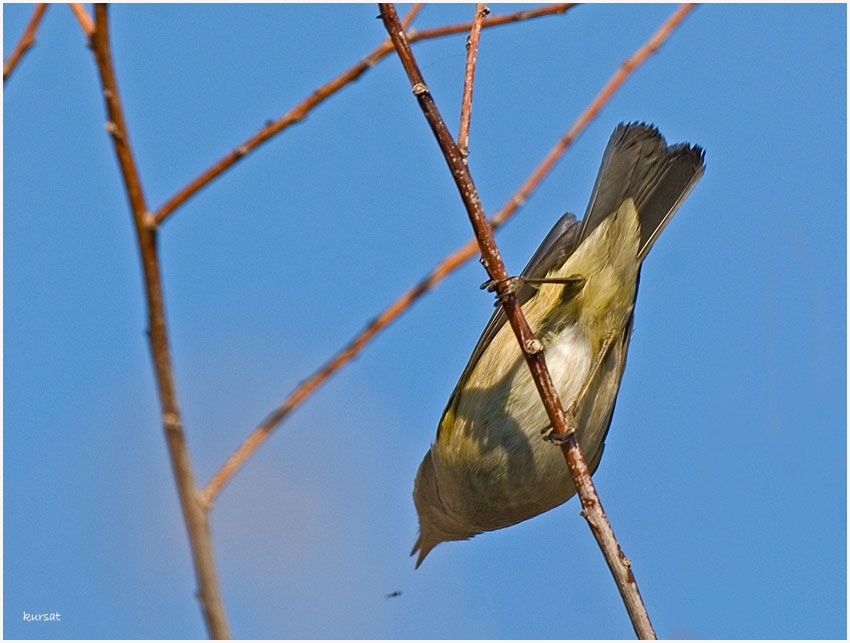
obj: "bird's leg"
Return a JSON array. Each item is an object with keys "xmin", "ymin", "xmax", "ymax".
[{"xmin": 481, "ymin": 275, "xmax": 582, "ymax": 293}]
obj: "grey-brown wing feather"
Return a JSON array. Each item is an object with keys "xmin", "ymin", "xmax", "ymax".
[{"xmin": 584, "ymin": 306, "xmax": 636, "ymax": 473}]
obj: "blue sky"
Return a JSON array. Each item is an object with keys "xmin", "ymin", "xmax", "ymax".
[{"xmin": 3, "ymin": 3, "xmax": 846, "ymax": 639}]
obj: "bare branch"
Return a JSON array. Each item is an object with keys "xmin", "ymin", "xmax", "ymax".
[
  {"xmin": 200, "ymin": 2, "xmax": 694, "ymax": 507},
  {"xmin": 3, "ymin": 4, "xmax": 49, "ymax": 83},
  {"xmin": 379, "ymin": 2, "xmax": 660, "ymax": 638},
  {"xmin": 90, "ymin": 5, "xmax": 230, "ymax": 638},
  {"xmin": 69, "ymin": 3, "xmax": 95, "ymax": 37},
  {"xmin": 492, "ymin": 3, "xmax": 699, "ymax": 233},
  {"xmin": 152, "ymin": 3, "xmax": 575, "ymax": 226},
  {"xmin": 199, "ymin": 236, "xmax": 482, "ymax": 507},
  {"xmin": 567, "ymin": 3, "xmax": 697, "ymax": 140},
  {"xmin": 400, "ymin": 3, "xmax": 424, "ymax": 28},
  {"xmin": 458, "ymin": 4, "xmax": 488, "ymax": 159},
  {"xmin": 414, "ymin": 3, "xmax": 575, "ymax": 38}
]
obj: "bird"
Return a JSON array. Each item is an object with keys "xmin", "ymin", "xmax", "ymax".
[{"xmin": 412, "ymin": 122, "xmax": 705, "ymax": 567}]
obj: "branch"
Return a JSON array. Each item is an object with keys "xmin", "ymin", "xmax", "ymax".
[
  {"xmin": 379, "ymin": 2, "xmax": 659, "ymax": 638},
  {"xmin": 152, "ymin": 3, "xmax": 575, "ymax": 226},
  {"xmin": 3, "ymin": 3, "xmax": 49, "ymax": 83},
  {"xmin": 493, "ymin": 2, "xmax": 699, "ymax": 231},
  {"xmin": 69, "ymin": 3, "xmax": 95, "ymax": 37},
  {"xmin": 200, "ymin": 2, "xmax": 694, "ymax": 507},
  {"xmin": 457, "ymin": 4, "xmax": 488, "ymax": 158},
  {"xmin": 90, "ymin": 5, "xmax": 230, "ymax": 638},
  {"xmin": 400, "ymin": 3, "xmax": 423, "ymax": 28},
  {"xmin": 199, "ymin": 238, "xmax": 479, "ymax": 506}
]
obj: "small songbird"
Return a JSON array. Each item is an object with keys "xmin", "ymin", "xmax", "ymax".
[{"xmin": 412, "ymin": 122, "xmax": 705, "ymax": 567}]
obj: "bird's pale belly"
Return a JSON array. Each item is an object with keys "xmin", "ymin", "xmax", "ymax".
[{"xmin": 433, "ymin": 322, "xmax": 595, "ymax": 533}]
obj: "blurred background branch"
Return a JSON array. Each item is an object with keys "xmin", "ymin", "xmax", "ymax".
[{"xmin": 3, "ymin": 3, "xmax": 47, "ymax": 82}]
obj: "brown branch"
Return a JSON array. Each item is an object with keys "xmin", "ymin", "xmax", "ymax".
[
  {"xmin": 200, "ymin": 2, "xmax": 692, "ymax": 507},
  {"xmin": 90, "ymin": 5, "xmax": 230, "ymax": 639},
  {"xmin": 200, "ymin": 233, "xmax": 481, "ymax": 507},
  {"xmin": 401, "ymin": 2, "xmax": 424, "ymax": 28},
  {"xmin": 493, "ymin": 2, "xmax": 699, "ymax": 233},
  {"xmin": 573, "ymin": 3, "xmax": 697, "ymax": 135},
  {"xmin": 418, "ymin": 2, "xmax": 576, "ymax": 36},
  {"xmin": 69, "ymin": 3, "xmax": 95, "ymax": 37},
  {"xmin": 152, "ymin": 3, "xmax": 575, "ymax": 226},
  {"xmin": 3, "ymin": 4, "xmax": 49, "ymax": 83},
  {"xmin": 457, "ymin": 4, "xmax": 488, "ymax": 158},
  {"xmin": 379, "ymin": 2, "xmax": 658, "ymax": 638}
]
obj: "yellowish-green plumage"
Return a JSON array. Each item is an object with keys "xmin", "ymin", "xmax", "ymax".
[
  {"xmin": 412, "ymin": 123, "xmax": 705, "ymax": 567},
  {"xmin": 428, "ymin": 200, "xmax": 639, "ymax": 543}
]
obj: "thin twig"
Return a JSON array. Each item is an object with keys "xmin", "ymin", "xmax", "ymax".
[
  {"xmin": 90, "ymin": 5, "xmax": 230, "ymax": 638},
  {"xmin": 200, "ymin": 3, "xmax": 692, "ymax": 507},
  {"xmin": 3, "ymin": 4, "xmax": 49, "ymax": 83},
  {"xmin": 379, "ymin": 2, "xmax": 658, "ymax": 638},
  {"xmin": 493, "ymin": 2, "xmax": 699, "ymax": 232},
  {"xmin": 152, "ymin": 3, "xmax": 575, "ymax": 226},
  {"xmin": 417, "ymin": 2, "xmax": 575, "ymax": 36},
  {"xmin": 69, "ymin": 3, "xmax": 95, "ymax": 37},
  {"xmin": 199, "ymin": 239, "xmax": 477, "ymax": 507},
  {"xmin": 401, "ymin": 3, "xmax": 424, "ymax": 28},
  {"xmin": 458, "ymin": 4, "xmax": 488, "ymax": 159}
]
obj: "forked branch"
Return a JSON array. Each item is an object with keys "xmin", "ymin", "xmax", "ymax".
[
  {"xmin": 201, "ymin": 3, "xmax": 696, "ymax": 509},
  {"xmin": 152, "ymin": 3, "xmax": 575, "ymax": 226},
  {"xmin": 89, "ymin": 5, "xmax": 229, "ymax": 638}
]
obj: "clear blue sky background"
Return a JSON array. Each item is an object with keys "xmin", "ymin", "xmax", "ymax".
[{"xmin": 3, "ymin": 3, "xmax": 846, "ymax": 639}]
